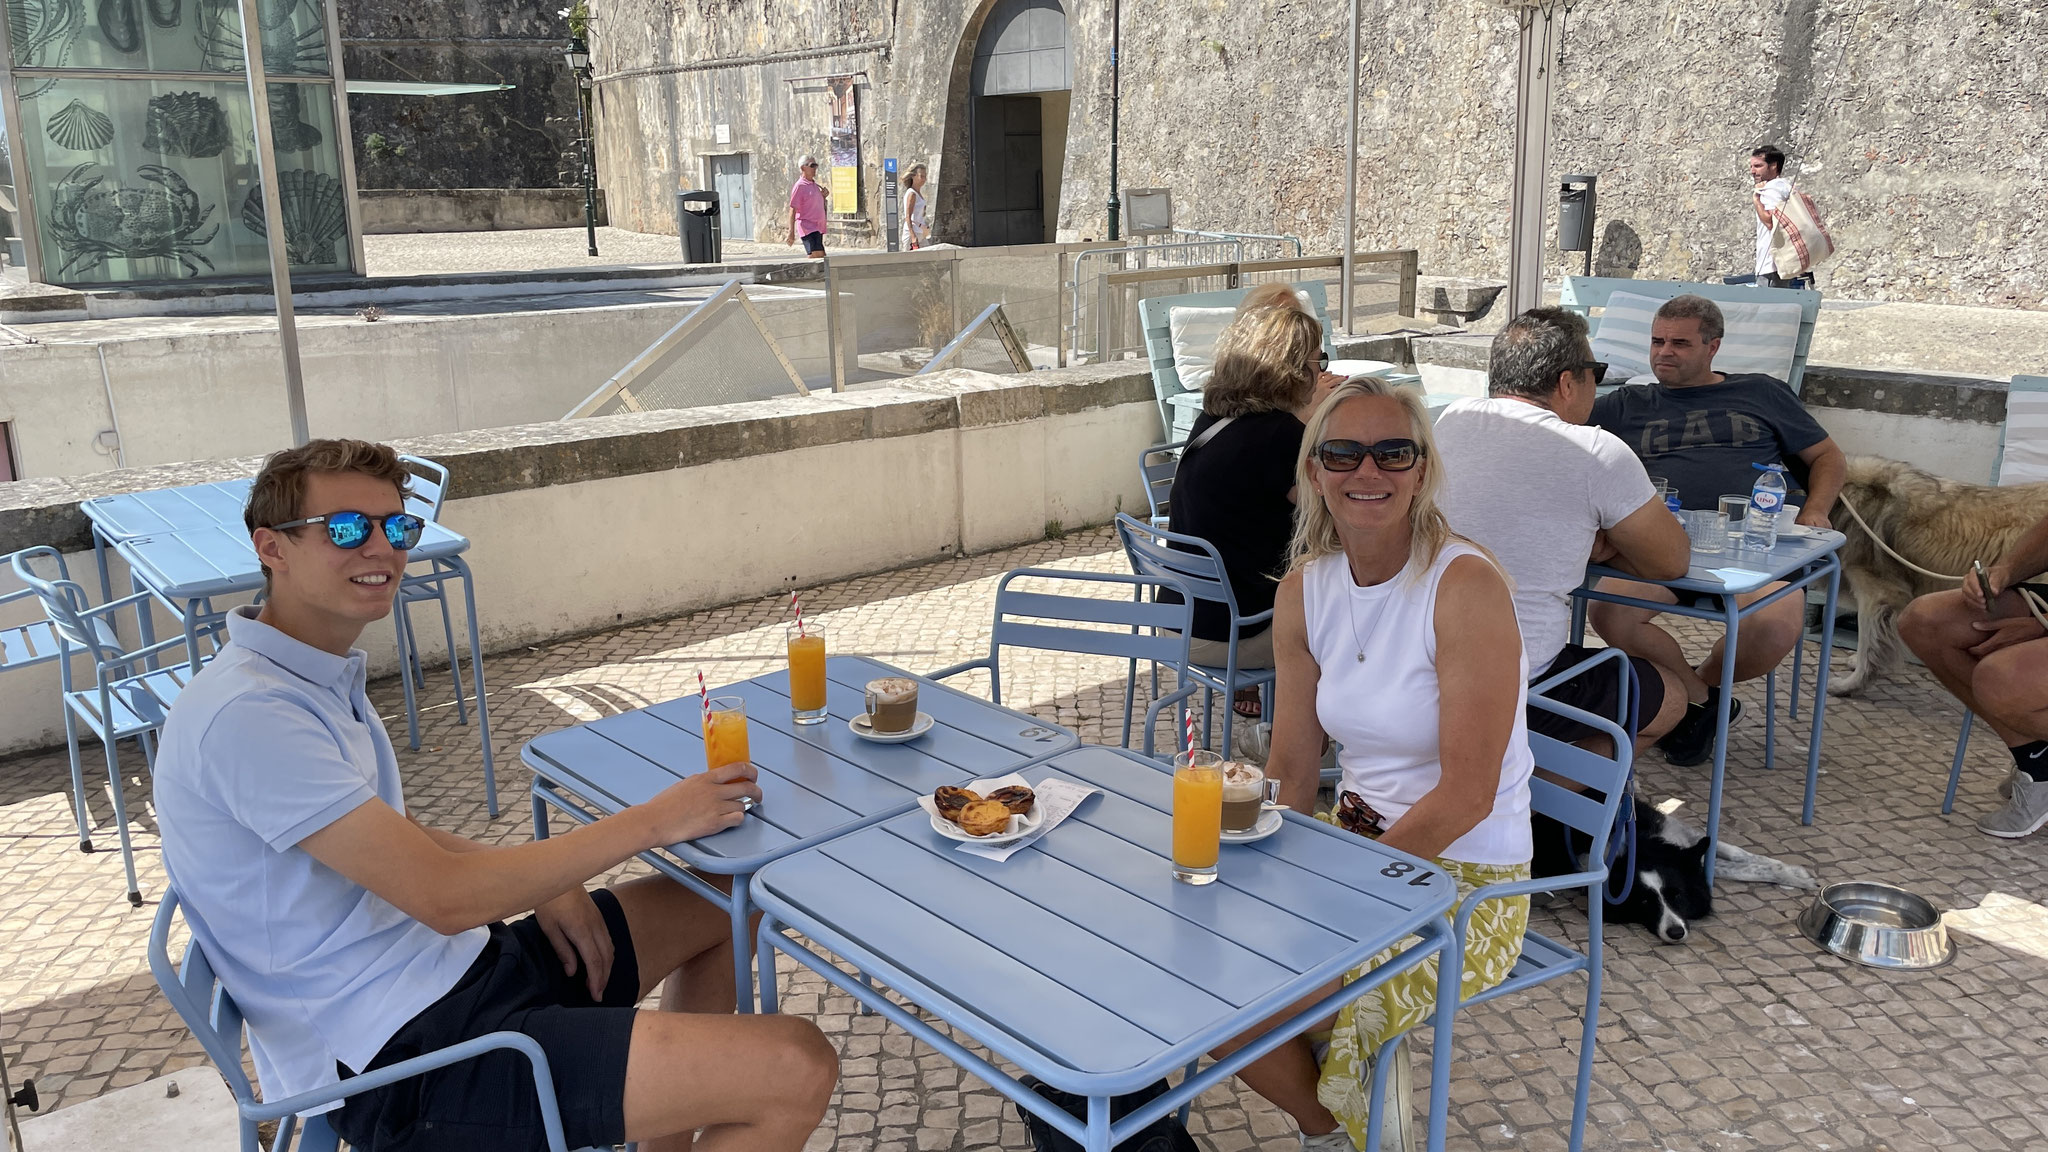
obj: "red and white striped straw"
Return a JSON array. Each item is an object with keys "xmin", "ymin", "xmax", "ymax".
[
  {"xmin": 698, "ymin": 670, "xmax": 711, "ymax": 721},
  {"xmin": 790, "ymin": 590, "xmax": 805, "ymax": 636},
  {"xmin": 1184, "ymin": 706, "xmax": 1196, "ymax": 758}
]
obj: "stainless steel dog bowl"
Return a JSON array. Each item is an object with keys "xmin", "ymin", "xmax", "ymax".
[{"xmin": 1798, "ymin": 882, "xmax": 1954, "ymax": 970}]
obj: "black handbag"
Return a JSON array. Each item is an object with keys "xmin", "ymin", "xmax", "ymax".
[{"xmin": 1015, "ymin": 1076, "xmax": 1199, "ymax": 1152}]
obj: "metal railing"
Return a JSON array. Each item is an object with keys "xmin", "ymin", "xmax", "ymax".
[{"xmin": 1080, "ymin": 250, "xmax": 1420, "ymax": 363}]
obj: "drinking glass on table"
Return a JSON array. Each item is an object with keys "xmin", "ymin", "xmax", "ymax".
[
  {"xmin": 1172, "ymin": 749, "xmax": 1224, "ymax": 885},
  {"xmin": 1687, "ymin": 508, "xmax": 1726, "ymax": 555},
  {"xmin": 704, "ymin": 696, "xmax": 758, "ymax": 809},
  {"xmin": 1719, "ymin": 494, "xmax": 1749, "ymax": 550},
  {"xmin": 786, "ymin": 625, "xmax": 827, "ymax": 724}
]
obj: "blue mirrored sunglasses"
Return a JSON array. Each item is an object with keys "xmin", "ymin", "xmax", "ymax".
[{"xmin": 270, "ymin": 510, "xmax": 425, "ymax": 550}]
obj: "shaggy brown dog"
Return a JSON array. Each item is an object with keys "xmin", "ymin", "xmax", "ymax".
[{"xmin": 1829, "ymin": 455, "xmax": 2048, "ymax": 695}]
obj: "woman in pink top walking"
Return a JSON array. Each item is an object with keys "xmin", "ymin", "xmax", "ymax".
[{"xmin": 785, "ymin": 155, "xmax": 830, "ymax": 258}]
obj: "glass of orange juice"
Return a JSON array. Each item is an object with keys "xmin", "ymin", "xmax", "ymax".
[
  {"xmin": 1172, "ymin": 749, "xmax": 1224, "ymax": 885},
  {"xmin": 786, "ymin": 625, "xmax": 828, "ymax": 724},
  {"xmin": 704, "ymin": 697, "xmax": 755, "ymax": 810}
]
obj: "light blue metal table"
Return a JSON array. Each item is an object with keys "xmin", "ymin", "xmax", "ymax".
[
  {"xmin": 523, "ymin": 654, "xmax": 1078, "ymax": 1012},
  {"xmin": 1573, "ymin": 524, "xmax": 1844, "ymax": 882},
  {"xmin": 751, "ymin": 743, "xmax": 1464, "ymax": 1152},
  {"xmin": 110, "ymin": 517, "xmax": 500, "ymax": 815}
]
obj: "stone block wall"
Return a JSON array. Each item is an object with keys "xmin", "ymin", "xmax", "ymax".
[
  {"xmin": 585, "ymin": 0, "xmax": 2046, "ymax": 308},
  {"xmin": 340, "ymin": 0, "xmax": 580, "ymax": 190}
]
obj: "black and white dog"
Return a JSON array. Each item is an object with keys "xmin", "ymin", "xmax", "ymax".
[
  {"xmin": 1532, "ymin": 800, "xmax": 1816, "ymax": 944},
  {"xmin": 1534, "ymin": 799, "xmax": 1712, "ymax": 943}
]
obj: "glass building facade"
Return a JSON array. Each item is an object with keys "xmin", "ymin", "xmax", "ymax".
[{"xmin": 0, "ymin": 0, "xmax": 360, "ymax": 286}]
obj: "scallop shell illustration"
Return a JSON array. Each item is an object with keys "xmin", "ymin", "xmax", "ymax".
[
  {"xmin": 143, "ymin": 91, "xmax": 231, "ymax": 158},
  {"xmin": 146, "ymin": 0, "xmax": 178, "ymax": 27},
  {"xmin": 241, "ymin": 169, "xmax": 347, "ymax": 265},
  {"xmin": 45, "ymin": 98, "xmax": 114, "ymax": 151}
]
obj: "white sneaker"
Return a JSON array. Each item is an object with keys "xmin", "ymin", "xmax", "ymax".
[
  {"xmin": 1382, "ymin": 1044, "xmax": 1418, "ymax": 1152},
  {"xmin": 1297, "ymin": 1130, "xmax": 1353, "ymax": 1152}
]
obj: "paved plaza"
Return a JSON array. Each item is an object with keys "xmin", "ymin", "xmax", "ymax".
[{"xmin": 2, "ymin": 527, "xmax": 2045, "ymax": 1151}]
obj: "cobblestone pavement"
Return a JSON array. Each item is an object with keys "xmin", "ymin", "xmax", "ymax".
[{"xmin": 3, "ymin": 527, "xmax": 2045, "ymax": 1151}]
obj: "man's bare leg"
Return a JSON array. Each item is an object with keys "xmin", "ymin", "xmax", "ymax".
[
  {"xmin": 1697, "ymin": 583, "xmax": 1804, "ymax": 686},
  {"xmin": 609, "ymin": 875, "xmax": 835, "ymax": 1152},
  {"xmin": 1588, "ymin": 582, "xmax": 1706, "ymax": 702},
  {"xmin": 1592, "ymin": 579, "xmax": 1803, "ymax": 696},
  {"xmin": 1900, "ymin": 590, "xmax": 2031, "ymax": 745}
]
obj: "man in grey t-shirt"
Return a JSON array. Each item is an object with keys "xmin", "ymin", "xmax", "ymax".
[{"xmin": 1437, "ymin": 308, "xmax": 1692, "ymax": 752}]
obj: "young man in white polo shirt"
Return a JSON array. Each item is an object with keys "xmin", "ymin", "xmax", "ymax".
[
  {"xmin": 1436, "ymin": 308, "xmax": 1693, "ymax": 753},
  {"xmin": 152, "ymin": 439, "xmax": 836, "ymax": 1152}
]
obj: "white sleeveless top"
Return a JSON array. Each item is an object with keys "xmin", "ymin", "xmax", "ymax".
[{"xmin": 1302, "ymin": 540, "xmax": 1535, "ymax": 865}]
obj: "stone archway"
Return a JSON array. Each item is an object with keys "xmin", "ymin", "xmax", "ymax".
[{"xmin": 934, "ymin": 0, "xmax": 1070, "ymax": 246}]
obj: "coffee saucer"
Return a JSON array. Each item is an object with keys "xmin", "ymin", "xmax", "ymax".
[
  {"xmin": 1220, "ymin": 809, "xmax": 1284, "ymax": 844},
  {"xmin": 849, "ymin": 711, "xmax": 934, "ymax": 743}
]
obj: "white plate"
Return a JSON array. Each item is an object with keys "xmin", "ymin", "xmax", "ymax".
[
  {"xmin": 929, "ymin": 801, "xmax": 1045, "ymax": 845},
  {"xmin": 1777, "ymin": 524, "xmax": 1818, "ymax": 540},
  {"xmin": 1220, "ymin": 808, "xmax": 1284, "ymax": 844},
  {"xmin": 849, "ymin": 711, "xmax": 935, "ymax": 743}
]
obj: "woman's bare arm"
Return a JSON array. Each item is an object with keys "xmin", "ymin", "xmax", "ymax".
[{"xmin": 1377, "ymin": 554, "xmax": 1521, "ymax": 862}]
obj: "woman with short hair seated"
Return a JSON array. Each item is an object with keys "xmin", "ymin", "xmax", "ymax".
[
  {"xmin": 1165, "ymin": 306, "xmax": 1327, "ymax": 675},
  {"xmin": 1215, "ymin": 376, "xmax": 1535, "ymax": 1152}
]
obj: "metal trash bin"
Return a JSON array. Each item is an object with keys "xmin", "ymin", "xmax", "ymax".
[
  {"xmin": 678, "ymin": 189, "xmax": 721, "ymax": 263},
  {"xmin": 1558, "ymin": 174, "xmax": 1597, "ymax": 253}
]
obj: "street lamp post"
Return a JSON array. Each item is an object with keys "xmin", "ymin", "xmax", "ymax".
[{"xmin": 564, "ymin": 37, "xmax": 599, "ymax": 257}]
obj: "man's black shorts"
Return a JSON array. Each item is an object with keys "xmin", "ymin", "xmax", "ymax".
[
  {"xmin": 1529, "ymin": 644, "xmax": 1666, "ymax": 744},
  {"xmin": 801, "ymin": 230, "xmax": 826, "ymax": 255},
  {"xmin": 333, "ymin": 888, "xmax": 642, "ymax": 1152}
]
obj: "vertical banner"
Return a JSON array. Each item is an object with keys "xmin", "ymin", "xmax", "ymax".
[
  {"xmin": 882, "ymin": 158, "xmax": 900, "ymax": 251},
  {"xmin": 827, "ymin": 75, "xmax": 861, "ymax": 211}
]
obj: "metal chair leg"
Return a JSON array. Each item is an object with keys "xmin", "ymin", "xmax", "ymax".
[
  {"xmin": 103, "ymin": 735, "xmax": 141, "ymax": 905},
  {"xmin": 393, "ymin": 602, "xmax": 422, "ymax": 752},
  {"xmin": 436, "ymin": 584, "xmax": 470, "ymax": 726},
  {"xmin": 1943, "ymin": 712, "xmax": 1975, "ymax": 815},
  {"xmin": 64, "ymin": 706, "xmax": 93, "ymax": 852}
]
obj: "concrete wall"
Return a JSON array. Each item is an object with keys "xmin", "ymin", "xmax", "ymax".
[
  {"xmin": 359, "ymin": 189, "xmax": 611, "ymax": 234},
  {"xmin": 0, "ymin": 365, "xmax": 1159, "ymax": 755},
  {"xmin": 586, "ymin": 0, "xmax": 2048, "ymax": 308},
  {"xmin": 0, "ymin": 288, "xmax": 837, "ymax": 479}
]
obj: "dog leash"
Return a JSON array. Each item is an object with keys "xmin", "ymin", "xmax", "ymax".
[
  {"xmin": 1836, "ymin": 494, "xmax": 2048, "ymax": 629},
  {"xmin": 1603, "ymin": 660, "xmax": 1640, "ymax": 906}
]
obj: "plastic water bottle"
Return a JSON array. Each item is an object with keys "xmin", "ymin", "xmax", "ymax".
[
  {"xmin": 1665, "ymin": 492, "xmax": 1685, "ymax": 523},
  {"xmin": 1743, "ymin": 463, "xmax": 1789, "ymax": 552}
]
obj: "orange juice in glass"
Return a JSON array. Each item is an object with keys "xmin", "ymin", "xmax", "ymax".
[
  {"xmin": 786, "ymin": 625, "xmax": 828, "ymax": 724},
  {"xmin": 704, "ymin": 695, "xmax": 753, "ymax": 778},
  {"xmin": 1172, "ymin": 749, "xmax": 1224, "ymax": 884}
]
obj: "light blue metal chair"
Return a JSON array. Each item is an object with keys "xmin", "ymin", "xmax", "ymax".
[
  {"xmin": 12, "ymin": 546, "xmax": 204, "ymax": 905},
  {"xmin": 1115, "ymin": 514, "xmax": 1276, "ymax": 762},
  {"xmin": 928, "ymin": 567, "xmax": 1199, "ymax": 758},
  {"xmin": 1, "ymin": 550, "xmax": 65, "ymax": 676},
  {"xmin": 1137, "ymin": 439, "xmax": 1186, "ymax": 529},
  {"xmin": 149, "ymin": 889, "xmax": 583, "ymax": 1152},
  {"xmin": 390, "ymin": 454, "xmax": 474, "ymax": 752},
  {"xmin": 1359, "ymin": 688, "xmax": 1633, "ymax": 1152}
]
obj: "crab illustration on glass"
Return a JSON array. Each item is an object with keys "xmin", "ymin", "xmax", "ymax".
[{"xmin": 47, "ymin": 162, "xmax": 221, "ymax": 279}]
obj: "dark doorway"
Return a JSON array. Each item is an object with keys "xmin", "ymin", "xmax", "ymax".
[{"xmin": 971, "ymin": 96, "xmax": 1044, "ymax": 246}]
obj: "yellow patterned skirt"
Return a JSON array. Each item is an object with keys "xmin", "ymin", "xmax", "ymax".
[{"xmin": 1309, "ymin": 812, "xmax": 1530, "ymax": 1149}]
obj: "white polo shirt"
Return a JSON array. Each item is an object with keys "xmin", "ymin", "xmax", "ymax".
[{"xmin": 153, "ymin": 607, "xmax": 486, "ymax": 1108}]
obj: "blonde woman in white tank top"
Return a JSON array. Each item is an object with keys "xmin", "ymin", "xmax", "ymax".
[{"xmin": 1213, "ymin": 377, "xmax": 1535, "ymax": 1152}]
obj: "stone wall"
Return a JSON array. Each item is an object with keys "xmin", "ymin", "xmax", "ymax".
[
  {"xmin": 340, "ymin": 0, "xmax": 580, "ymax": 190},
  {"xmin": 359, "ymin": 188, "xmax": 610, "ymax": 232},
  {"xmin": 585, "ymin": 0, "xmax": 2048, "ymax": 308}
]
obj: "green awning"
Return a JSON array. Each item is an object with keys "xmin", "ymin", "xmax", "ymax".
[{"xmin": 344, "ymin": 81, "xmax": 515, "ymax": 96}]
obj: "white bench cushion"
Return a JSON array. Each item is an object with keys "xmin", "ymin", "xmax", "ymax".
[{"xmin": 1167, "ymin": 305, "xmax": 1237, "ymax": 393}]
